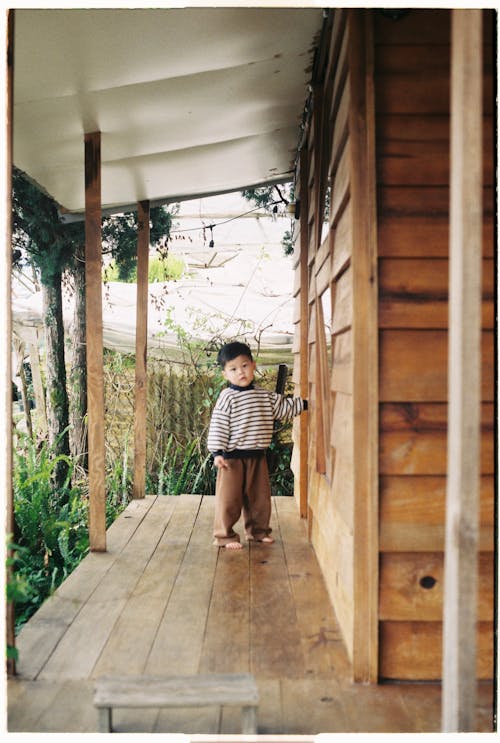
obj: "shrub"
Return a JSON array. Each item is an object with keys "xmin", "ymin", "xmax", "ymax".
[
  {"xmin": 11, "ymin": 432, "xmax": 126, "ymax": 632},
  {"xmin": 146, "ymin": 434, "xmax": 216, "ymax": 496},
  {"xmin": 11, "ymin": 434, "xmax": 89, "ymax": 630},
  {"xmin": 103, "ymin": 254, "xmax": 184, "ymax": 283}
]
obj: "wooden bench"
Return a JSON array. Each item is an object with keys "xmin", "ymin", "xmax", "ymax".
[{"xmin": 93, "ymin": 673, "xmax": 259, "ymax": 733}]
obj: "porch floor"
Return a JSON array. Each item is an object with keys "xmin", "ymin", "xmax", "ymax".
[{"xmin": 8, "ymin": 495, "xmax": 494, "ymax": 734}]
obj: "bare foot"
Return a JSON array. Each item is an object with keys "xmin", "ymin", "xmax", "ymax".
[
  {"xmin": 246, "ymin": 535, "xmax": 274, "ymax": 544},
  {"xmin": 225, "ymin": 541, "xmax": 243, "ymax": 550}
]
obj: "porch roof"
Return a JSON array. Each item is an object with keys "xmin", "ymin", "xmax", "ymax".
[{"xmin": 13, "ymin": 7, "xmax": 323, "ymax": 217}]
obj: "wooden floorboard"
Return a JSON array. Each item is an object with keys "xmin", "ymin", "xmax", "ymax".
[
  {"xmin": 275, "ymin": 497, "xmax": 351, "ymax": 679},
  {"xmin": 92, "ymin": 495, "xmax": 197, "ymax": 677},
  {"xmin": 250, "ymin": 504, "xmax": 306, "ymax": 679},
  {"xmin": 199, "ymin": 529, "xmax": 251, "ymax": 675},
  {"xmin": 38, "ymin": 495, "xmax": 173, "ymax": 680},
  {"xmin": 144, "ymin": 496, "xmax": 217, "ymax": 676},
  {"xmin": 14, "ymin": 495, "xmax": 156, "ymax": 680},
  {"xmin": 8, "ymin": 495, "xmax": 495, "ymax": 734}
]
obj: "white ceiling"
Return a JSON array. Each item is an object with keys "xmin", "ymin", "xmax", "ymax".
[{"xmin": 13, "ymin": 7, "xmax": 323, "ymax": 216}]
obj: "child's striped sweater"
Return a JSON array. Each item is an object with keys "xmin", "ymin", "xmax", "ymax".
[{"xmin": 207, "ymin": 383, "xmax": 307, "ymax": 458}]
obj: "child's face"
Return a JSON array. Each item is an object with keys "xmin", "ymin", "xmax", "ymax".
[{"xmin": 223, "ymin": 354, "xmax": 256, "ymax": 387}]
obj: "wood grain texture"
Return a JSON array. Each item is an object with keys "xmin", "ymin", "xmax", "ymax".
[
  {"xmin": 85, "ymin": 131, "xmax": 106, "ymax": 552},
  {"xmin": 379, "ymin": 402, "xmax": 494, "ymax": 475},
  {"xmin": 379, "ymin": 474, "xmax": 494, "ymax": 552},
  {"xmin": 133, "ymin": 200, "xmax": 150, "ymax": 499},
  {"xmin": 380, "ymin": 621, "xmax": 493, "ymax": 681},
  {"xmin": 298, "ymin": 149, "xmax": 310, "ymax": 517},
  {"xmin": 275, "ymin": 497, "xmax": 351, "ymax": 679},
  {"xmin": 199, "ymin": 541, "xmax": 250, "ymax": 674},
  {"xmin": 92, "ymin": 496, "xmax": 189, "ymax": 678},
  {"xmin": 144, "ymin": 496, "xmax": 216, "ymax": 676},
  {"xmin": 347, "ymin": 9, "xmax": 379, "ymax": 682},
  {"xmin": 8, "ymin": 496, "xmax": 495, "ymax": 733},
  {"xmin": 378, "ymin": 216, "xmax": 494, "ymax": 257},
  {"xmin": 379, "ymin": 551, "xmax": 494, "ymax": 621},
  {"xmin": 379, "ymin": 330, "xmax": 494, "ymax": 401},
  {"xmin": 442, "ymin": 10, "xmax": 484, "ymax": 730},
  {"xmin": 39, "ymin": 496, "xmax": 178, "ymax": 681},
  {"xmin": 378, "ymin": 184, "xmax": 494, "ymax": 217},
  {"xmin": 249, "ymin": 509, "xmax": 306, "ymax": 679},
  {"xmin": 6, "ymin": 8, "xmax": 15, "ymax": 675},
  {"xmin": 94, "ymin": 673, "xmax": 259, "ymax": 708},
  {"xmin": 379, "ymin": 257, "xmax": 494, "ymax": 329}
]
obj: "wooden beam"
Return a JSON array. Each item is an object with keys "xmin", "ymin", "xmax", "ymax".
[
  {"xmin": 6, "ymin": 8, "xmax": 16, "ymax": 677},
  {"xmin": 85, "ymin": 132, "xmax": 106, "ymax": 552},
  {"xmin": 298, "ymin": 150, "xmax": 310, "ymax": 519},
  {"xmin": 347, "ymin": 9, "xmax": 379, "ymax": 683},
  {"xmin": 442, "ymin": 9, "xmax": 483, "ymax": 732},
  {"xmin": 133, "ymin": 200, "xmax": 150, "ymax": 499}
]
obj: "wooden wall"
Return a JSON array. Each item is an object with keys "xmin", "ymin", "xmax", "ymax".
[
  {"xmin": 292, "ymin": 8, "xmax": 494, "ymax": 682},
  {"xmin": 292, "ymin": 9, "xmax": 378, "ymax": 682},
  {"xmin": 374, "ymin": 8, "xmax": 494, "ymax": 681}
]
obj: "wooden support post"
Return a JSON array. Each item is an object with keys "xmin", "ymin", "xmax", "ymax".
[
  {"xmin": 348, "ymin": 9, "xmax": 379, "ymax": 683},
  {"xmin": 6, "ymin": 8, "xmax": 16, "ymax": 677},
  {"xmin": 442, "ymin": 9, "xmax": 483, "ymax": 732},
  {"xmin": 85, "ymin": 131, "xmax": 106, "ymax": 552},
  {"xmin": 241, "ymin": 706, "xmax": 257, "ymax": 735},
  {"xmin": 298, "ymin": 149, "xmax": 309, "ymax": 519},
  {"xmin": 133, "ymin": 200, "xmax": 150, "ymax": 499}
]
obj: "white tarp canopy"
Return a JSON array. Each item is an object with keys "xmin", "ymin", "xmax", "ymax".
[
  {"xmin": 13, "ymin": 7, "xmax": 323, "ymax": 216},
  {"xmin": 12, "ymin": 193, "xmax": 296, "ymax": 364}
]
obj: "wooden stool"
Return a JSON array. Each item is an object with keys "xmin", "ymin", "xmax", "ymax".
[{"xmin": 94, "ymin": 673, "xmax": 259, "ymax": 733}]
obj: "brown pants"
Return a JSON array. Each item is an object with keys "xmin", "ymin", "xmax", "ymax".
[{"xmin": 213, "ymin": 456, "xmax": 272, "ymax": 545}]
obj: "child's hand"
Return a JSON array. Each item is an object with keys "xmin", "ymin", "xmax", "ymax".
[{"xmin": 213, "ymin": 455, "xmax": 229, "ymax": 470}]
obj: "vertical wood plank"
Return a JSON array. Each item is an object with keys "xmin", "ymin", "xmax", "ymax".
[
  {"xmin": 312, "ymin": 87, "xmax": 329, "ymax": 477},
  {"xmin": 133, "ymin": 200, "xmax": 150, "ymax": 499},
  {"xmin": 6, "ymin": 8, "xmax": 16, "ymax": 676},
  {"xmin": 85, "ymin": 131, "xmax": 106, "ymax": 552},
  {"xmin": 314, "ymin": 292, "xmax": 327, "ymax": 474},
  {"xmin": 347, "ymin": 9, "xmax": 379, "ymax": 683},
  {"xmin": 442, "ymin": 9, "xmax": 483, "ymax": 732},
  {"xmin": 298, "ymin": 150, "xmax": 310, "ymax": 518}
]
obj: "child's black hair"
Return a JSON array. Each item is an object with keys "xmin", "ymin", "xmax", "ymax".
[{"xmin": 217, "ymin": 341, "xmax": 253, "ymax": 368}]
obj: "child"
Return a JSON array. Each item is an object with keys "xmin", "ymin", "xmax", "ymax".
[{"xmin": 207, "ymin": 341, "xmax": 307, "ymax": 550}]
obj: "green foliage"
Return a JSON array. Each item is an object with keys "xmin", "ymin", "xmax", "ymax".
[
  {"xmin": 12, "ymin": 169, "xmax": 176, "ymax": 286},
  {"xmin": 147, "ymin": 254, "xmax": 184, "ymax": 282},
  {"xmin": 11, "ymin": 435, "xmax": 89, "ymax": 630},
  {"xmin": 267, "ymin": 439, "xmax": 294, "ymax": 496},
  {"xmin": 10, "ymin": 433, "xmax": 125, "ymax": 633},
  {"xmin": 102, "ymin": 205, "xmax": 176, "ymax": 282},
  {"xmin": 12, "ymin": 168, "xmax": 84, "ymax": 287},
  {"xmin": 147, "ymin": 434, "xmax": 215, "ymax": 496},
  {"xmin": 241, "ymin": 183, "xmax": 296, "ymax": 258},
  {"xmin": 105, "ymin": 433, "xmax": 131, "ymax": 522},
  {"xmin": 281, "ymin": 229, "xmax": 295, "ymax": 256},
  {"xmin": 241, "ymin": 186, "xmax": 279, "ymax": 210},
  {"xmin": 241, "ymin": 183, "xmax": 293, "ymax": 212},
  {"xmin": 103, "ymin": 254, "xmax": 184, "ymax": 284},
  {"xmin": 6, "ymin": 645, "xmax": 19, "ymax": 663}
]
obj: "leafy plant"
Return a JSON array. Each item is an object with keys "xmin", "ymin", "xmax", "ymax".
[
  {"xmin": 147, "ymin": 434, "xmax": 216, "ymax": 496},
  {"xmin": 105, "ymin": 429, "xmax": 132, "ymax": 522},
  {"xmin": 11, "ymin": 432, "xmax": 122, "ymax": 633},
  {"xmin": 267, "ymin": 438, "xmax": 294, "ymax": 497},
  {"xmin": 11, "ymin": 434, "xmax": 90, "ymax": 630},
  {"xmin": 103, "ymin": 254, "xmax": 185, "ymax": 283}
]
